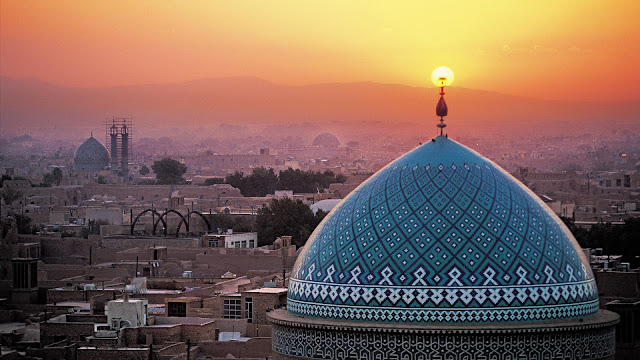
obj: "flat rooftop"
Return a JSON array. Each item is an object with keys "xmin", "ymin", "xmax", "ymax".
[
  {"xmin": 0, "ymin": 322, "xmax": 26, "ymax": 334},
  {"xmin": 245, "ymin": 287, "xmax": 288, "ymax": 294},
  {"xmin": 49, "ymin": 301, "xmax": 90, "ymax": 309},
  {"xmin": 166, "ymin": 297, "xmax": 201, "ymax": 302},
  {"xmin": 110, "ymin": 298, "xmax": 147, "ymax": 303}
]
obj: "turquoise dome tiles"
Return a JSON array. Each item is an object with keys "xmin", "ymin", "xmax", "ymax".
[{"xmin": 287, "ymin": 136, "xmax": 599, "ymax": 323}]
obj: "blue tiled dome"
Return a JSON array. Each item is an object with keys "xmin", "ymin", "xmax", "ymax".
[
  {"xmin": 74, "ymin": 135, "xmax": 110, "ymax": 171},
  {"xmin": 287, "ymin": 136, "xmax": 598, "ymax": 323}
]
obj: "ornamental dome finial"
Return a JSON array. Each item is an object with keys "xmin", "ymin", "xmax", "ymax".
[{"xmin": 431, "ymin": 67, "xmax": 454, "ymax": 136}]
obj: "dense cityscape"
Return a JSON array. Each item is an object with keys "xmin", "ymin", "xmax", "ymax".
[{"xmin": 0, "ymin": 118, "xmax": 639, "ymax": 359}]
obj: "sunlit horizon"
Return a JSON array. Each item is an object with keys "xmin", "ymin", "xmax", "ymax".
[{"xmin": 2, "ymin": 1, "xmax": 640, "ymax": 102}]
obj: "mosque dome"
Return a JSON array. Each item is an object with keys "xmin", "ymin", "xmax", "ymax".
[
  {"xmin": 312, "ymin": 132, "xmax": 340, "ymax": 147},
  {"xmin": 74, "ymin": 135, "xmax": 110, "ymax": 171},
  {"xmin": 287, "ymin": 136, "xmax": 598, "ymax": 324}
]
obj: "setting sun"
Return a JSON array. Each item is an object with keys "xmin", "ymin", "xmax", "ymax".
[{"xmin": 431, "ymin": 67, "xmax": 454, "ymax": 87}]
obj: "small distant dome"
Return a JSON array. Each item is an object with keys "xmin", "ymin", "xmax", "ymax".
[
  {"xmin": 74, "ymin": 135, "xmax": 110, "ymax": 171},
  {"xmin": 312, "ymin": 133, "xmax": 340, "ymax": 147}
]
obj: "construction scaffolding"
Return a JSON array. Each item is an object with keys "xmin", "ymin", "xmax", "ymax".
[{"xmin": 104, "ymin": 117, "xmax": 134, "ymax": 177}]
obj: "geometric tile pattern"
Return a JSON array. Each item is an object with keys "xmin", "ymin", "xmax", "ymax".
[
  {"xmin": 286, "ymin": 299, "xmax": 599, "ymax": 323},
  {"xmin": 271, "ymin": 322, "xmax": 617, "ymax": 360},
  {"xmin": 287, "ymin": 282, "xmax": 599, "ymax": 323},
  {"xmin": 288, "ymin": 137, "xmax": 599, "ymax": 323}
]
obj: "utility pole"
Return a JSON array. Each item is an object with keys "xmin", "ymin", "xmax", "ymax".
[{"xmin": 151, "ymin": 204, "xmax": 155, "ymax": 236}]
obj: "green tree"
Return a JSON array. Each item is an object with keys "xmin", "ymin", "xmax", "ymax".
[
  {"xmin": 560, "ymin": 217, "xmax": 589, "ymax": 244},
  {"xmin": 562, "ymin": 217, "xmax": 640, "ymax": 268},
  {"xmin": 0, "ymin": 174, "xmax": 11, "ymax": 187},
  {"xmin": 87, "ymin": 219, "xmax": 109, "ymax": 237},
  {"xmin": 151, "ymin": 158, "xmax": 187, "ymax": 185},
  {"xmin": 96, "ymin": 175, "xmax": 107, "ymax": 184},
  {"xmin": 277, "ymin": 168, "xmax": 310, "ymax": 193},
  {"xmin": 225, "ymin": 168, "xmax": 347, "ymax": 196},
  {"xmin": 139, "ymin": 165, "xmax": 150, "ymax": 175},
  {"xmin": 204, "ymin": 178, "xmax": 224, "ymax": 186},
  {"xmin": 225, "ymin": 171, "xmax": 245, "ymax": 190},
  {"xmin": 247, "ymin": 167, "xmax": 278, "ymax": 196},
  {"xmin": 42, "ymin": 173, "xmax": 54, "ymax": 187},
  {"xmin": 256, "ymin": 198, "xmax": 326, "ymax": 247},
  {"xmin": 52, "ymin": 167, "xmax": 63, "ymax": 186},
  {"xmin": 14, "ymin": 214, "xmax": 36, "ymax": 234},
  {"xmin": 278, "ymin": 168, "xmax": 346, "ymax": 193},
  {"xmin": 208, "ymin": 214, "xmax": 255, "ymax": 233},
  {"xmin": 1, "ymin": 188, "xmax": 22, "ymax": 205},
  {"xmin": 225, "ymin": 167, "xmax": 278, "ymax": 197}
]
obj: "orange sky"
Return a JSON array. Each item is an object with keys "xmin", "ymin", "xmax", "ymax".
[{"xmin": 1, "ymin": 0, "xmax": 639, "ymax": 101}]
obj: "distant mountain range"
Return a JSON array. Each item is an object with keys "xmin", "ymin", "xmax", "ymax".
[{"xmin": 1, "ymin": 76, "xmax": 638, "ymax": 129}]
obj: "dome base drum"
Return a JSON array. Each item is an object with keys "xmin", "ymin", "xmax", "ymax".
[{"xmin": 269, "ymin": 309, "xmax": 618, "ymax": 360}]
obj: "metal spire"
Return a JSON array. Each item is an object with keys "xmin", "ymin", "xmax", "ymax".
[{"xmin": 436, "ymin": 78, "xmax": 448, "ymax": 136}]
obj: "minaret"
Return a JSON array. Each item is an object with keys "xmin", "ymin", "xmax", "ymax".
[
  {"xmin": 109, "ymin": 119, "xmax": 119, "ymax": 168},
  {"xmin": 120, "ymin": 119, "xmax": 129, "ymax": 178}
]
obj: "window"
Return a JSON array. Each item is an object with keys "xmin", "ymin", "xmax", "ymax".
[
  {"xmin": 223, "ymin": 299, "xmax": 242, "ymax": 319},
  {"xmin": 30, "ymin": 262, "xmax": 37, "ymax": 287},
  {"xmin": 13, "ymin": 262, "xmax": 28, "ymax": 288},
  {"xmin": 245, "ymin": 297, "xmax": 253, "ymax": 323},
  {"xmin": 208, "ymin": 236, "xmax": 221, "ymax": 247},
  {"xmin": 167, "ymin": 302, "xmax": 186, "ymax": 317}
]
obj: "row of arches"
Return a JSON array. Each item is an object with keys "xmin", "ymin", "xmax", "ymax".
[{"xmin": 130, "ymin": 209, "xmax": 211, "ymax": 237}]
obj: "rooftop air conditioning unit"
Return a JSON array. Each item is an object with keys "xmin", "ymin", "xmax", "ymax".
[{"xmin": 84, "ymin": 284, "xmax": 97, "ymax": 291}]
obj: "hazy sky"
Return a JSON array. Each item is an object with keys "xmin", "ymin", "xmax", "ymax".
[{"xmin": 2, "ymin": 1, "xmax": 639, "ymax": 101}]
